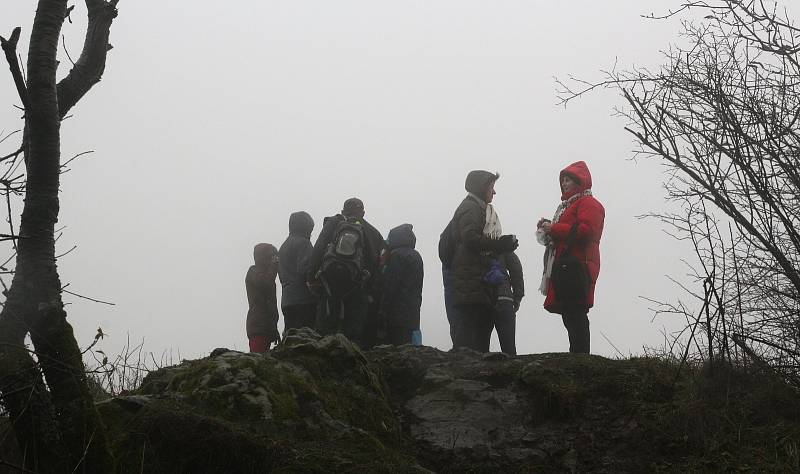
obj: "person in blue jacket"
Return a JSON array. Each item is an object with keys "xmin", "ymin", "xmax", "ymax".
[{"xmin": 379, "ymin": 224, "xmax": 424, "ymax": 345}]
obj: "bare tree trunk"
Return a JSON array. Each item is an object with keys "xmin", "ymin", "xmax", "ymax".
[{"xmin": 0, "ymin": 0, "xmax": 119, "ymax": 471}]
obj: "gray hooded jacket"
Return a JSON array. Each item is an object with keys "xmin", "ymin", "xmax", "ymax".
[
  {"xmin": 278, "ymin": 211, "xmax": 316, "ymax": 308},
  {"xmin": 451, "ymin": 170, "xmax": 500, "ymax": 307}
]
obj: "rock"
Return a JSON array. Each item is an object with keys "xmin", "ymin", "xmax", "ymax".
[{"xmin": 89, "ymin": 337, "xmax": 800, "ymax": 473}]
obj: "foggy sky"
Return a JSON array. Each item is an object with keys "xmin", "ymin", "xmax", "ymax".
[{"xmin": 0, "ymin": 1, "xmax": 696, "ymax": 362}]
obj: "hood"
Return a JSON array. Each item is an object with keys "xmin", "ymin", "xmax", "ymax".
[
  {"xmin": 464, "ymin": 170, "xmax": 499, "ymax": 197},
  {"xmin": 253, "ymin": 243, "xmax": 278, "ymax": 267},
  {"xmin": 559, "ymin": 161, "xmax": 592, "ymax": 200},
  {"xmin": 387, "ymin": 223, "xmax": 416, "ymax": 250},
  {"xmin": 288, "ymin": 211, "xmax": 314, "ymax": 238}
]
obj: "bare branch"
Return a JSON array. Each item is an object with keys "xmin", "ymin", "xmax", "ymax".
[
  {"xmin": 0, "ymin": 28, "xmax": 29, "ymax": 110},
  {"xmin": 57, "ymin": 0, "xmax": 120, "ymax": 119}
]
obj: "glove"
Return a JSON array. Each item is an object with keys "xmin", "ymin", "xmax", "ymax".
[
  {"xmin": 306, "ymin": 279, "xmax": 322, "ymax": 297},
  {"xmin": 495, "ymin": 234, "xmax": 519, "ymax": 253}
]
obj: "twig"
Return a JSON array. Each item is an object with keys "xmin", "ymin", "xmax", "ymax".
[
  {"xmin": 71, "ymin": 429, "xmax": 95, "ymax": 473},
  {"xmin": 0, "ymin": 144, "xmax": 24, "ymax": 164},
  {"xmin": 0, "ymin": 129, "xmax": 20, "ymax": 145},
  {"xmin": 6, "ymin": 184, "xmax": 16, "ymax": 252},
  {"xmin": 61, "ymin": 288, "xmax": 115, "ymax": 306},
  {"xmin": 61, "ymin": 150, "xmax": 93, "ymax": 168},
  {"xmin": 599, "ymin": 331, "xmax": 625, "ymax": 358},
  {"xmin": 61, "ymin": 34, "xmax": 75, "ymax": 68},
  {"xmin": 55, "ymin": 245, "xmax": 77, "ymax": 259},
  {"xmin": 0, "ymin": 458, "xmax": 38, "ymax": 473}
]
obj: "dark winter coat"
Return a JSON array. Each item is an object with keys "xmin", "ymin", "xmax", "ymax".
[
  {"xmin": 278, "ymin": 211, "xmax": 316, "ymax": 308},
  {"xmin": 246, "ymin": 244, "xmax": 280, "ymax": 341},
  {"xmin": 381, "ymin": 224, "xmax": 424, "ymax": 329},
  {"xmin": 544, "ymin": 161, "xmax": 605, "ymax": 313},
  {"xmin": 451, "ymin": 170, "xmax": 500, "ymax": 307},
  {"xmin": 307, "ymin": 213, "xmax": 385, "ymax": 295},
  {"xmin": 495, "ymin": 251, "xmax": 524, "ymax": 309}
]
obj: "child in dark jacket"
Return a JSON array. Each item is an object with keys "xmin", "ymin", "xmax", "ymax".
[
  {"xmin": 487, "ymin": 251, "xmax": 524, "ymax": 355},
  {"xmin": 245, "ymin": 243, "xmax": 280, "ymax": 352},
  {"xmin": 380, "ymin": 224, "xmax": 424, "ymax": 345}
]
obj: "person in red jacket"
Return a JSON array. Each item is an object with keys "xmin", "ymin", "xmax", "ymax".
[{"xmin": 537, "ymin": 161, "xmax": 604, "ymax": 353}]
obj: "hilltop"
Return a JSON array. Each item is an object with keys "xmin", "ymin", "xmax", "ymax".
[{"xmin": 2, "ymin": 329, "xmax": 798, "ymax": 472}]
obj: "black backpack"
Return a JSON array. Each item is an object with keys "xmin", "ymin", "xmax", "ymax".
[
  {"xmin": 438, "ymin": 218, "xmax": 457, "ymax": 268},
  {"xmin": 319, "ymin": 217, "xmax": 368, "ymax": 298},
  {"xmin": 551, "ymin": 223, "xmax": 590, "ymax": 305}
]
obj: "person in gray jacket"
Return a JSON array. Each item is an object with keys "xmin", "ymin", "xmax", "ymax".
[
  {"xmin": 449, "ymin": 170, "xmax": 518, "ymax": 351},
  {"xmin": 278, "ymin": 211, "xmax": 317, "ymax": 332}
]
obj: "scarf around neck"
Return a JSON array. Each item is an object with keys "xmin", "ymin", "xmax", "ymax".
[
  {"xmin": 538, "ymin": 189, "xmax": 593, "ymax": 295},
  {"xmin": 467, "ymin": 191, "xmax": 503, "ymax": 240},
  {"xmin": 483, "ymin": 203, "xmax": 502, "ymax": 239}
]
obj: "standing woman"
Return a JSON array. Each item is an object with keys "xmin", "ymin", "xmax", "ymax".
[
  {"xmin": 450, "ymin": 170, "xmax": 519, "ymax": 351},
  {"xmin": 537, "ymin": 161, "xmax": 605, "ymax": 353}
]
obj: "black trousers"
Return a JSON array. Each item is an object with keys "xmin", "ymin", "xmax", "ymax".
[
  {"xmin": 316, "ymin": 291, "xmax": 369, "ymax": 348},
  {"xmin": 282, "ymin": 303, "xmax": 317, "ymax": 332},
  {"xmin": 442, "ymin": 267, "xmax": 460, "ymax": 346},
  {"xmin": 561, "ymin": 307, "xmax": 590, "ymax": 354},
  {"xmin": 385, "ymin": 326, "xmax": 413, "ymax": 346},
  {"xmin": 454, "ymin": 303, "xmax": 493, "ymax": 352},
  {"xmin": 493, "ymin": 301, "xmax": 517, "ymax": 355}
]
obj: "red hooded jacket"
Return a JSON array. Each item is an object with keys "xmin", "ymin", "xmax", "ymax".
[{"xmin": 544, "ymin": 161, "xmax": 605, "ymax": 313}]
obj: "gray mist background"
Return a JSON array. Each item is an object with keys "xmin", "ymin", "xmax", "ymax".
[{"xmin": 0, "ymin": 1, "xmax": 696, "ymax": 361}]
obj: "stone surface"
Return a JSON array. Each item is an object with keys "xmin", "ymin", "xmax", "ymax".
[{"xmin": 85, "ymin": 329, "xmax": 800, "ymax": 472}]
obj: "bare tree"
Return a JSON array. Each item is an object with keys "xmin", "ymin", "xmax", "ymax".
[
  {"xmin": 0, "ymin": 0, "xmax": 120, "ymax": 471},
  {"xmin": 558, "ymin": 1, "xmax": 800, "ymax": 382}
]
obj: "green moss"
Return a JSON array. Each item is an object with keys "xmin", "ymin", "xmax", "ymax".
[
  {"xmin": 105, "ymin": 342, "xmax": 800, "ymax": 472},
  {"xmin": 108, "ymin": 344, "xmax": 414, "ymax": 472}
]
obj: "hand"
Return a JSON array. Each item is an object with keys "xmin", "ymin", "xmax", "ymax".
[
  {"xmin": 497, "ymin": 234, "xmax": 519, "ymax": 252},
  {"xmin": 537, "ymin": 218, "xmax": 550, "ymax": 228},
  {"xmin": 307, "ymin": 279, "xmax": 322, "ymax": 296},
  {"xmin": 540, "ymin": 222, "xmax": 552, "ymax": 234}
]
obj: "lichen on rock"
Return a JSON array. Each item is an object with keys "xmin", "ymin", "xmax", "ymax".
[{"xmin": 89, "ymin": 329, "xmax": 800, "ymax": 473}]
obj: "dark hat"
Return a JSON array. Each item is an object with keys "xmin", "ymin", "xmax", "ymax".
[{"xmin": 342, "ymin": 197, "xmax": 365, "ymax": 217}]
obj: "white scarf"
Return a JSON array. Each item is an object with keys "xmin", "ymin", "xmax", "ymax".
[
  {"xmin": 483, "ymin": 203, "xmax": 502, "ymax": 238},
  {"xmin": 467, "ymin": 192, "xmax": 503, "ymax": 239},
  {"xmin": 538, "ymin": 189, "xmax": 593, "ymax": 295}
]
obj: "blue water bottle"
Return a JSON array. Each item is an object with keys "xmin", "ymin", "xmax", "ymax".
[{"xmin": 411, "ymin": 329, "xmax": 422, "ymax": 346}]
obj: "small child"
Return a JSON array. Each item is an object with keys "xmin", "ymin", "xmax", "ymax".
[
  {"xmin": 379, "ymin": 224, "xmax": 424, "ymax": 345},
  {"xmin": 491, "ymin": 251, "xmax": 524, "ymax": 355},
  {"xmin": 245, "ymin": 243, "xmax": 280, "ymax": 353}
]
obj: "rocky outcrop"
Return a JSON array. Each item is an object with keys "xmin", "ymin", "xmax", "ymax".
[{"xmin": 95, "ymin": 329, "xmax": 799, "ymax": 473}]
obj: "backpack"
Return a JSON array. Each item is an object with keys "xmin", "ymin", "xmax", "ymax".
[
  {"xmin": 551, "ymin": 224, "xmax": 590, "ymax": 305},
  {"xmin": 483, "ymin": 258, "xmax": 508, "ymax": 286},
  {"xmin": 438, "ymin": 218, "xmax": 457, "ymax": 268},
  {"xmin": 319, "ymin": 217, "xmax": 369, "ymax": 298}
]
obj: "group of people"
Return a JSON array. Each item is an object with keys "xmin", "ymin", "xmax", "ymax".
[
  {"xmin": 245, "ymin": 198, "xmax": 423, "ymax": 352},
  {"xmin": 245, "ymin": 160, "xmax": 604, "ymax": 355}
]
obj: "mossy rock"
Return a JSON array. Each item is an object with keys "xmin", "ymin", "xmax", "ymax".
[
  {"xmin": 104, "ymin": 330, "xmax": 421, "ymax": 472},
  {"xmin": 90, "ymin": 329, "xmax": 800, "ymax": 473}
]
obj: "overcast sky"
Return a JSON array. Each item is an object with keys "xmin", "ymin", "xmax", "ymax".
[{"xmin": 0, "ymin": 1, "xmax": 700, "ymax": 362}]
